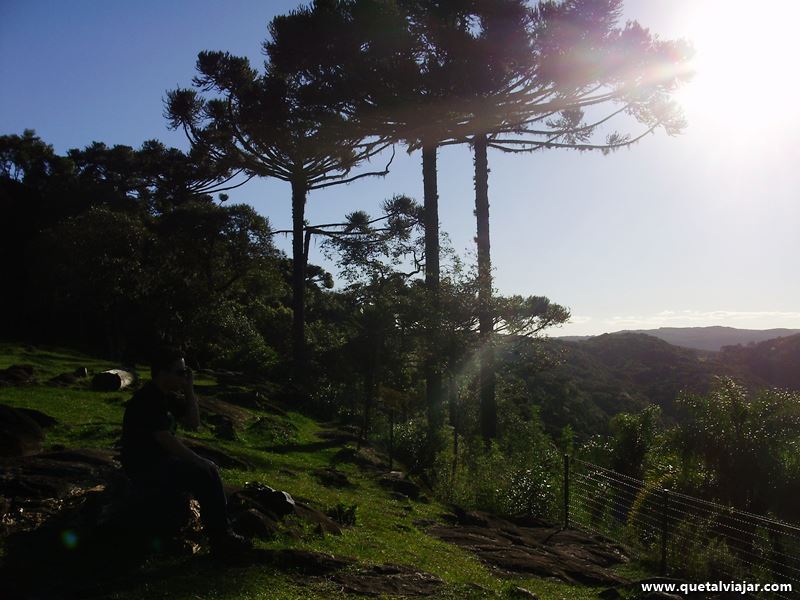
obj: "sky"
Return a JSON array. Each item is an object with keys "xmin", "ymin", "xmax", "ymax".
[{"xmin": 2, "ymin": 0, "xmax": 798, "ymax": 336}]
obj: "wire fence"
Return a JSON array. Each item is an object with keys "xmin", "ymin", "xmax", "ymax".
[{"xmin": 564, "ymin": 456, "xmax": 800, "ymax": 599}]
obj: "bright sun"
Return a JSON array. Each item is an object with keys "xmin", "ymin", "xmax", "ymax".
[{"xmin": 674, "ymin": 0, "xmax": 800, "ymax": 138}]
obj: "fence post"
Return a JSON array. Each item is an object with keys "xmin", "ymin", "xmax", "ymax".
[
  {"xmin": 563, "ymin": 454, "xmax": 570, "ymax": 529},
  {"xmin": 660, "ymin": 489, "xmax": 669, "ymax": 574}
]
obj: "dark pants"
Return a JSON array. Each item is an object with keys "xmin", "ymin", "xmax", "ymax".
[{"xmin": 131, "ymin": 457, "xmax": 229, "ymax": 540}]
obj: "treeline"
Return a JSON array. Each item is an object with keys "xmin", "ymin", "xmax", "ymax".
[{"xmin": 1, "ymin": 131, "xmax": 289, "ymax": 372}]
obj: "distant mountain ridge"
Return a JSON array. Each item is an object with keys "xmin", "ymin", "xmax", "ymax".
[
  {"xmin": 557, "ymin": 326, "xmax": 800, "ymax": 352},
  {"xmin": 509, "ymin": 331, "xmax": 800, "ymax": 438}
]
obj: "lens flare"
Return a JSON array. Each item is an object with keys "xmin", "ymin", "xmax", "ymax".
[{"xmin": 61, "ymin": 530, "xmax": 78, "ymax": 549}]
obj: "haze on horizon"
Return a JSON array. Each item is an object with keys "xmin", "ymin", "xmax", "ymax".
[{"xmin": 2, "ymin": 0, "xmax": 797, "ymax": 338}]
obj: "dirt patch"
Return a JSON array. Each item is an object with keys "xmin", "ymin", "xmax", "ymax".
[
  {"xmin": 425, "ymin": 508, "xmax": 628, "ymax": 586},
  {"xmin": 330, "ymin": 563, "xmax": 443, "ymax": 596}
]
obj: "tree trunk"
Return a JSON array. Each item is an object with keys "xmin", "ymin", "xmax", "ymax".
[
  {"xmin": 474, "ymin": 133, "xmax": 496, "ymax": 443},
  {"xmin": 361, "ymin": 360, "xmax": 374, "ymax": 447},
  {"xmin": 449, "ymin": 377, "xmax": 459, "ymax": 477},
  {"xmin": 422, "ymin": 143, "xmax": 443, "ymax": 437},
  {"xmin": 291, "ymin": 178, "xmax": 308, "ymax": 388}
]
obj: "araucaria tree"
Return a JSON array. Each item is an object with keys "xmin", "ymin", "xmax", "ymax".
[
  {"xmin": 166, "ymin": 27, "xmax": 391, "ymax": 388},
  {"xmin": 440, "ymin": 0, "xmax": 693, "ymax": 442}
]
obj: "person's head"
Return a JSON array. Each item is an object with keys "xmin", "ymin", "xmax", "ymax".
[{"xmin": 150, "ymin": 346, "xmax": 189, "ymax": 392}]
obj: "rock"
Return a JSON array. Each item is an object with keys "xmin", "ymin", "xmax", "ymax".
[
  {"xmin": 425, "ymin": 509, "xmax": 628, "ymax": 586},
  {"xmin": 48, "ymin": 372, "xmax": 78, "ymax": 386},
  {"xmin": 511, "ymin": 586, "xmax": 540, "ymax": 599},
  {"xmin": 0, "ymin": 364, "xmax": 35, "ymax": 386},
  {"xmin": 0, "ymin": 448, "xmax": 120, "ymax": 516},
  {"xmin": 232, "ymin": 508, "xmax": 279, "ymax": 540},
  {"xmin": 313, "ymin": 467, "xmax": 353, "ymax": 488},
  {"xmin": 231, "ymin": 482, "xmax": 295, "ymax": 517},
  {"xmin": 91, "ymin": 369, "xmax": 136, "ymax": 392},
  {"xmin": 14, "ymin": 407, "xmax": 58, "ymax": 428},
  {"xmin": 206, "ymin": 414, "xmax": 237, "ymax": 440},
  {"xmin": 379, "ymin": 471, "xmax": 421, "ymax": 500},
  {"xmin": 0, "ymin": 404, "xmax": 44, "ymax": 457},
  {"xmin": 197, "ymin": 396, "xmax": 252, "ymax": 428},
  {"xmin": 216, "ymin": 388, "xmax": 266, "ymax": 409},
  {"xmin": 331, "ymin": 563, "xmax": 443, "ymax": 597},
  {"xmin": 331, "ymin": 446, "xmax": 390, "ymax": 472},
  {"xmin": 412, "ymin": 518, "xmax": 437, "ymax": 528},
  {"xmin": 293, "ymin": 501, "xmax": 342, "ymax": 535},
  {"xmin": 230, "ymin": 484, "xmax": 342, "ymax": 535}
]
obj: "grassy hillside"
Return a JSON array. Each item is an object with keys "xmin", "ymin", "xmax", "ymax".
[{"xmin": 0, "ymin": 341, "xmax": 640, "ymax": 599}]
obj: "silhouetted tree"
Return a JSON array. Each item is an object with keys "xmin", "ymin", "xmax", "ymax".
[{"xmin": 166, "ymin": 34, "xmax": 392, "ymax": 388}]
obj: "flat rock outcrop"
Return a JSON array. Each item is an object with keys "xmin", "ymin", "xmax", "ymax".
[{"xmin": 425, "ymin": 508, "xmax": 629, "ymax": 586}]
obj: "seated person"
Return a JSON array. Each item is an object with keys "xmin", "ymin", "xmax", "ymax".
[{"xmin": 120, "ymin": 346, "xmax": 249, "ymax": 556}]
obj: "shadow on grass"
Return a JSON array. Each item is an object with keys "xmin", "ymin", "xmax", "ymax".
[{"xmin": 261, "ymin": 439, "xmax": 344, "ymax": 454}]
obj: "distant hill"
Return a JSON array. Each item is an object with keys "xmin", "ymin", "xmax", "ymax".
[
  {"xmin": 556, "ymin": 326, "xmax": 800, "ymax": 352},
  {"xmin": 506, "ymin": 332, "xmax": 800, "ymax": 438},
  {"xmin": 719, "ymin": 333, "xmax": 800, "ymax": 390}
]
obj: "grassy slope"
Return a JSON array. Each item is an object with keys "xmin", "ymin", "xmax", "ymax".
[{"xmin": 0, "ymin": 342, "xmax": 625, "ymax": 600}]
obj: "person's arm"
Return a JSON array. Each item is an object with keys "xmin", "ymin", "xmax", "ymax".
[{"xmin": 153, "ymin": 430, "xmax": 217, "ymax": 472}]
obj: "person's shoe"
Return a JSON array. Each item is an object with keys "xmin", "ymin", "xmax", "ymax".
[{"xmin": 210, "ymin": 529, "xmax": 252, "ymax": 560}]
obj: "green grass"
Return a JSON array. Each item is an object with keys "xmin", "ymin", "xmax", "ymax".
[{"xmin": 1, "ymin": 341, "xmax": 614, "ymax": 599}]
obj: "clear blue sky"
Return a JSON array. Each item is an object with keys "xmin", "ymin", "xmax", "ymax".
[{"xmin": 2, "ymin": 0, "xmax": 798, "ymax": 335}]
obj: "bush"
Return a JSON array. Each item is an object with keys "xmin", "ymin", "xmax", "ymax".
[
  {"xmin": 195, "ymin": 301, "xmax": 279, "ymax": 375},
  {"xmin": 431, "ymin": 426, "xmax": 560, "ymax": 520}
]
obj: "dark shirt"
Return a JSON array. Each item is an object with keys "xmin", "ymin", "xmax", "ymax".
[{"xmin": 121, "ymin": 381, "xmax": 186, "ymax": 478}]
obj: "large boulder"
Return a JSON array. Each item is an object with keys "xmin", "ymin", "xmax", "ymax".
[
  {"xmin": 229, "ymin": 481, "xmax": 295, "ymax": 518},
  {"xmin": 379, "ymin": 471, "xmax": 421, "ymax": 500},
  {"xmin": 0, "ymin": 364, "xmax": 35, "ymax": 386},
  {"xmin": 15, "ymin": 407, "xmax": 58, "ymax": 429},
  {"xmin": 91, "ymin": 369, "xmax": 136, "ymax": 392},
  {"xmin": 232, "ymin": 508, "xmax": 280, "ymax": 540},
  {"xmin": 0, "ymin": 404, "xmax": 44, "ymax": 457}
]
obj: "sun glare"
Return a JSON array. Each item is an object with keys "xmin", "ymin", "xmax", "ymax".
[{"xmin": 674, "ymin": 1, "xmax": 800, "ymax": 139}]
